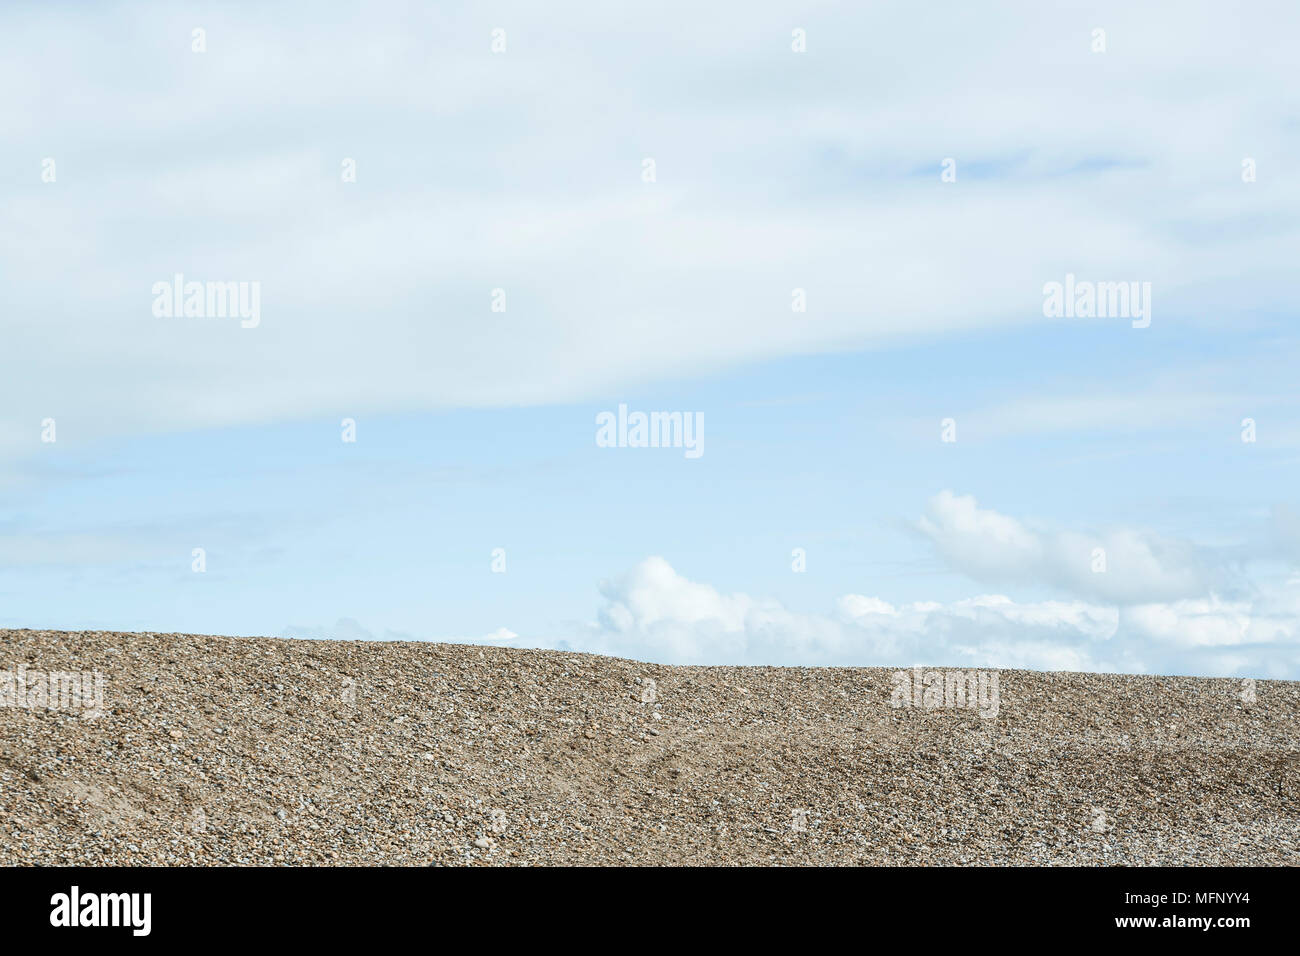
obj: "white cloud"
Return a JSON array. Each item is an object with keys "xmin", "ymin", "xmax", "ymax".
[
  {"xmin": 574, "ymin": 490, "xmax": 1300, "ymax": 674},
  {"xmin": 569, "ymin": 556, "xmax": 1299, "ymax": 677},
  {"xmin": 916, "ymin": 490, "xmax": 1214, "ymax": 603}
]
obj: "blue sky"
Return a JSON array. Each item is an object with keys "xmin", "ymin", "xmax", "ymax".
[{"xmin": 2, "ymin": 1, "xmax": 1299, "ymax": 676}]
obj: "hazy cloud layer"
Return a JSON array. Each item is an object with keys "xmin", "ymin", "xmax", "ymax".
[{"xmin": 4, "ymin": 1, "xmax": 1300, "ymax": 458}]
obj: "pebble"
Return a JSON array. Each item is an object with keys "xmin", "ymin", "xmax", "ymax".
[{"xmin": 2, "ymin": 628, "xmax": 1296, "ymax": 866}]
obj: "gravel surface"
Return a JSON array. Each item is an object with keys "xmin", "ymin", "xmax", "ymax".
[{"xmin": 2, "ymin": 628, "xmax": 1297, "ymax": 865}]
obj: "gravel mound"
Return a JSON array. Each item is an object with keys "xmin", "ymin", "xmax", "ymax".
[{"xmin": 2, "ymin": 628, "xmax": 1296, "ymax": 865}]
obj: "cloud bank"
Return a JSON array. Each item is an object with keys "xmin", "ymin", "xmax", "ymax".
[
  {"xmin": 288, "ymin": 493, "xmax": 1300, "ymax": 678},
  {"xmin": 570, "ymin": 492, "xmax": 1300, "ymax": 676},
  {"xmin": 576, "ymin": 555, "xmax": 1297, "ymax": 677}
]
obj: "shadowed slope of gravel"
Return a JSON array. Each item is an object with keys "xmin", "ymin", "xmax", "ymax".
[{"xmin": 1, "ymin": 629, "xmax": 1297, "ymax": 866}]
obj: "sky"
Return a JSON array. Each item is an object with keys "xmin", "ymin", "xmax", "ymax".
[{"xmin": 2, "ymin": 1, "xmax": 1299, "ymax": 677}]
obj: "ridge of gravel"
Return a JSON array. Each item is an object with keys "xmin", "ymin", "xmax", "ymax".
[{"xmin": 1, "ymin": 628, "xmax": 1297, "ymax": 866}]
